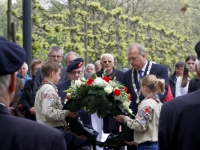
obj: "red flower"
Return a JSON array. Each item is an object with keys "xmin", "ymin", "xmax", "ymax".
[
  {"xmin": 113, "ymin": 88, "xmax": 121, "ymax": 96},
  {"xmin": 124, "ymin": 86, "xmax": 128, "ymax": 93},
  {"xmin": 86, "ymin": 78, "xmax": 94, "ymax": 86},
  {"xmin": 66, "ymin": 95, "xmax": 70, "ymax": 100},
  {"xmin": 128, "ymin": 93, "xmax": 132, "ymax": 101},
  {"xmin": 103, "ymin": 76, "xmax": 110, "ymax": 82},
  {"xmin": 145, "ymin": 107, "xmax": 149, "ymax": 113}
]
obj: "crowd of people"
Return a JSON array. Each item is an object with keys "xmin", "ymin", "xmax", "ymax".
[{"xmin": 1, "ymin": 35, "xmax": 200, "ymax": 150}]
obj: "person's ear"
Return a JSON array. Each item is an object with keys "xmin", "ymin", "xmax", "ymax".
[
  {"xmin": 9, "ymin": 73, "xmax": 16, "ymax": 93},
  {"xmin": 50, "ymin": 71, "xmax": 55, "ymax": 78}
]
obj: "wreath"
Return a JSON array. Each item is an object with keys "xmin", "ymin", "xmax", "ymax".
[{"xmin": 63, "ymin": 75, "xmax": 134, "ymax": 148}]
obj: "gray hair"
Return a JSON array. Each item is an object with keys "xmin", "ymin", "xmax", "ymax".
[
  {"xmin": 0, "ymin": 74, "xmax": 11, "ymax": 95},
  {"xmin": 23, "ymin": 62, "xmax": 28, "ymax": 70},
  {"xmin": 86, "ymin": 63, "xmax": 95, "ymax": 70},
  {"xmin": 195, "ymin": 59, "xmax": 200, "ymax": 72},
  {"xmin": 64, "ymin": 51, "xmax": 80, "ymax": 61},
  {"xmin": 100, "ymin": 53, "xmax": 114, "ymax": 62},
  {"xmin": 128, "ymin": 43, "xmax": 146, "ymax": 55},
  {"xmin": 48, "ymin": 46, "xmax": 63, "ymax": 56}
]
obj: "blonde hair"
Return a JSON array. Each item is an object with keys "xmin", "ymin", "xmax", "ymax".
[{"xmin": 140, "ymin": 75, "xmax": 165, "ymax": 94}]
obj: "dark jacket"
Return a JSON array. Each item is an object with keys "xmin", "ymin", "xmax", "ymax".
[
  {"xmin": 20, "ymin": 78, "xmax": 36, "ymax": 121},
  {"xmin": 169, "ymin": 72, "xmax": 176, "ymax": 97},
  {"xmin": 123, "ymin": 61, "xmax": 168, "ymax": 117},
  {"xmin": 188, "ymin": 78, "xmax": 200, "ymax": 93},
  {"xmin": 95, "ymin": 67, "xmax": 124, "ymax": 132},
  {"xmin": 57, "ymin": 79, "xmax": 92, "ymax": 146},
  {"xmin": 0, "ymin": 105, "xmax": 66, "ymax": 150},
  {"xmin": 158, "ymin": 89, "xmax": 200, "ymax": 150}
]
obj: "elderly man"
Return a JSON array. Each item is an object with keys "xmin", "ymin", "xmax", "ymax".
[
  {"xmin": 57, "ymin": 58, "xmax": 92, "ymax": 150},
  {"xmin": 158, "ymin": 41, "xmax": 200, "ymax": 150},
  {"xmin": 95, "ymin": 53, "xmax": 124, "ymax": 150},
  {"xmin": 33, "ymin": 46, "xmax": 68, "ymax": 97},
  {"xmin": 0, "ymin": 36, "xmax": 66, "ymax": 150},
  {"xmin": 16, "ymin": 62, "xmax": 32, "ymax": 85},
  {"xmin": 123, "ymin": 43, "xmax": 168, "ymax": 150}
]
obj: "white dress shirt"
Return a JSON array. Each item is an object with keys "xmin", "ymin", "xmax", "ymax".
[{"xmin": 175, "ymin": 76, "xmax": 190, "ymax": 97}]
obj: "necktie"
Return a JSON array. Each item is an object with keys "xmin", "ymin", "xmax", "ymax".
[{"xmin": 138, "ymin": 70, "xmax": 143, "ymax": 80}]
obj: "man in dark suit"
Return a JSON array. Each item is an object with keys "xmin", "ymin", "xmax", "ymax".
[
  {"xmin": 95, "ymin": 53, "xmax": 124, "ymax": 150},
  {"xmin": 158, "ymin": 89, "xmax": 200, "ymax": 150},
  {"xmin": 57, "ymin": 58, "xmax": 92, "ymax": 150},
  {"xmin": 0, "ymin": 36, "xmax": 66, "ymax": 150},
  {"xmin": 123, "ymin": 43, "xmax": 168, "ymax": 150}
]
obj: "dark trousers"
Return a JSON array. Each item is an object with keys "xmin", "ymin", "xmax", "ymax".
[{"xmin": 67, "ymin": 140, "xmax": 91, "ymax": 150}]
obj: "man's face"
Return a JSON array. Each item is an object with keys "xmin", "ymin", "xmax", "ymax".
[
  {"xmin": 48, "ymin": 50, "xmax": 63, "ymax": 63},
  {"xmin": 66, "ymin": 55, "xmax": 78, "ymax": 66},
  {"xmin": 128, "ymin": 47, "xmax": 146, "ymax": 71},
  {"xmin": 175, "ymin": 66, "xmax": 184, "ymax": 77},
  {"xmin": 100, "ymin": 55, "xmax": 114, "ymax": 73},
  {"xmin": 68, "ymin": 67, "xmax": 83, "ymax": 81},
  {"xmin": 18, "ymin": 63, "xmax": 28, "ymax": 78},
  {"xmin": 86, "ymin": 66, "xmax": 96, "ymax": 75}
]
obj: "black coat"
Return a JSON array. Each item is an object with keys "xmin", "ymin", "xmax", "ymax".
[
  {"xmin": 123, "ymin": 61, "xmax": 168, "ymax": 117},
  {"xmin": 95, "ymin": 68, "xmax": 124, "ymax": 132},
  {"xmin": 169, "ymin": 72, "xmax": 176, "ymax": 97},
  {"xmin": 0, "ymin": 105, "xmax": 66, "ymax": 150},
  {"xmin": 188, "ymin": 78, "xmax": 200, "ymax": 93},
  {"xmin": 56, "ymin": 79, "xmax": 92, "ymax": 146},
  {"xmin": 158, "ymin": 89, "xmax": 200, "ymax": 150},
  {"xmin": 20, "ymin": 78, "xmax": 36, "ymax": 120}
]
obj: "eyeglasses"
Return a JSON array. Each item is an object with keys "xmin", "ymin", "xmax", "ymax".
[
  {"xmin": 70, "ymin": 71, "xmax": 83, "ymax": 75},
  {"xmin": 50, "ymin": 55, "xmax": 63, "ymax": 58},
  {"xmin": 102, "ymin": 60, "xmax": 113, "ymax": 64}
]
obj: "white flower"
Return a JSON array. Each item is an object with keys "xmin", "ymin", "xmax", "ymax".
[
  {"xmin": 104, "ymin": 85, "xmax": 113, "ymax": 94},
  {"xmin": 93, "ymin": 77, "xmax": 108, "ymax": 87},
  {"xmin": 75, "ymin": 79, "xmax": 82, "ymax": 88},
  {"xmin": 67, "ymin": 93, "xmax": 71, "ymax": 98},
  {"xmin": 122, "ymin": 100, "xmax": 130, "ymax": 109}
]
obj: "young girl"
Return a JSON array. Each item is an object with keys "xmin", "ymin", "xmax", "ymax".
[{"xmin": 115, "ymin": 75, "xmax": 165, "ymax": 150}]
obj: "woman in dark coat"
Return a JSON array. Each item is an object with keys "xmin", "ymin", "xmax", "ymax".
[{"xmin": 20, "ymin": 60, "xmax": 42, "ymax": 121}]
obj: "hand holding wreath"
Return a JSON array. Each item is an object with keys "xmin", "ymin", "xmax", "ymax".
[{"xmin": 63, "ymin": 75, "xmax": 134, "ymax": 148}]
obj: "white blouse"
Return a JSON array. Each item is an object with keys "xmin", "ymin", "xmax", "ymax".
[{"xmin": 175, "ymin": 76, "xmax": 190, "ymax": 97}]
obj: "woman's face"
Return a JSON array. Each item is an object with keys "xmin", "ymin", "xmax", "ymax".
[
  {"xmin": 186, "ymin": 59, "xmax": 195, "ymax": 72},
  {"xmin": 32, "ymin": 64, "xmax": 41, "ymax": 76}
]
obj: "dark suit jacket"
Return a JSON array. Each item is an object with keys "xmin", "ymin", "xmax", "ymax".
[
  {"xmin": 188, "ymin": 78, "xmax": 200, "ymax": 93},
  {"xmin": 158, "ymin": 89, "xmax": 200, "ymax": 150},
  {"xmin": 0, "ymin": 104, "xmax": 66, "ymax": 150},
  {"xmin": 33, "ymin": 66, "xmax": 68, "ymax": 98},
  {"xmin": 169, "ymin": 72, "xmax": 176, "ymax": 97},
  {"xmin": 123, "ymin": 61, "xmax": 168, "ymax": 116},
  {"xmin": 95, "ymin": 68, "xmax": 124, "ymax": 132},
  {"xmin": 56, "ymin": 79, "xmax": 92, "ymax": 146}
]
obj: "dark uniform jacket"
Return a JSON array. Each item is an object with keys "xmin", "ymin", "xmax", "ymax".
[
  {"xmin": 95, "ymin": 67, "xmax": 124, "ymax": 133},
  {"xmin": 0, "ymin": 104, "xmax": 66, "ymax": 150},
  {"xmin": 56, "ymin": 79, "xmax": 92, "ymax": 146},
  {"xmin": 123, "ymin": 61, "xmax": 168, "ymax": 117},
  {"xmin": 158, "ymin": 89, "xmax": 200, "ymax": 150}
]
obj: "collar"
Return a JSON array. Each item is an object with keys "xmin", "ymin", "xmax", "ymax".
[
  {"xmin": 0, "ymin": 102, "xmax": 6, "ymax": 107},
  {"xmin": 140, "ymin": 60, "xmax": 148, "ymax": 72}
]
